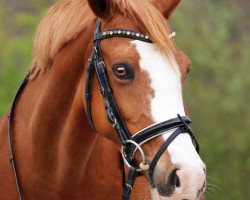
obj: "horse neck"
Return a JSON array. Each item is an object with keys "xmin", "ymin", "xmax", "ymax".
[
  {"xmin": 24, "ymin": 26, "xmax": 94, "ymax": 167},
  {"xmin": 10, "ymin": 26, "xmax": 123, "ymax": 197}
]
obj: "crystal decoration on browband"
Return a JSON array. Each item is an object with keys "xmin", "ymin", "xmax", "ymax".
[
  {"xmin": 102, "ymin": 29, "xmax": 149, "ymax": 39},
  {"xmin": 101, "ymin": 29, "xmax": 176, "ymax": 41}
]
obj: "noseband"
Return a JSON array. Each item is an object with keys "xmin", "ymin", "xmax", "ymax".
[
  {"xmin": 85, "ymin": 19, "xmax": 200, "ymax": 200},
  {"xmin": 8, "ymin": 18, "xmax": 199, "ymax": 200}
]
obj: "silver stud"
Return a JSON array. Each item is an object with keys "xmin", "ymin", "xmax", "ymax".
[
  {"xmin": 110, "ymin": 31, "xmax": 113, "ymax": 35},
  {"xmin": 141, "ymin": 34, "xmax": 144, "ymax": 38},
  {"xmin": 114, "ymin": 30, "xmax": 118, "ymax": 34},
  {"xmin": 118, "ymin": 30, "xmax": 121, "ymax": 34},
  {"xmin": 122, "ymin": 31, "xmax": 126, "ymax": 34},
  {"xmin": 169, "ymin": 31, "xmax": 176, "ymax": 38},
  {"xmin": 171, "ymin": 31, "xmax": 176, "ymax": 37},
  {"xmin": 127, "ymin": 31, "xmax": 130, "ymax": 35},
  {"xmin": 131, "ymin": 32, "xmax": 135, "ymax": 36},
  {"xmin": 145, "ymin": 35, "xmax": 149, "ymax": 39},
  {"xmin": 136, "ymin": 33, "xmax": 140, "ymax": 37},
  {"xmin": 103, "ymin": 32, "xmax": 106, "ymax": 36}
]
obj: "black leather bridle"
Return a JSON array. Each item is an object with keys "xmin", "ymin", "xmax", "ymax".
[
  {"xmin": 8, "ymin": 18, "xmax": 200, "ymax": 200},
  {"xmin": 84, "ymin": 19, "xmax": 200, "ymax": 200}
]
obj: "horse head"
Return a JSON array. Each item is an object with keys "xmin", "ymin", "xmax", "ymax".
[{"xmin": 85, "ymin": 0, "xmax": 206, "ymax": 199}]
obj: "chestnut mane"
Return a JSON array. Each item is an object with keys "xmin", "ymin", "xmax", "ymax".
[{"xmin": 30, "ymin": 0, "xmax": 174, "ymax": 74}]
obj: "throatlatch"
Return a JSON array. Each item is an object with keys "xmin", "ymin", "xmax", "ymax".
[{"xmin": 85, "ymin": 19, "xmax": 200, "ymax": 200}]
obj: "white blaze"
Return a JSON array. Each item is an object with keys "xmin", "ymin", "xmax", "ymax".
[
  {"xmin": 131, "ymin": 40, "xmax": 185, "ymax": 123},
  {"xmin": 131, "ymin": 40, "xmax": 204, "ymax": 172}
]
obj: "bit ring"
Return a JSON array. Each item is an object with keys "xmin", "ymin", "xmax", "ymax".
[{"xmin": 121, "ymin": 140, "xmax": 148, "ymax": 172}]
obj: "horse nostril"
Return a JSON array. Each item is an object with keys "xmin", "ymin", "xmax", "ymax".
[
  {"xmin": 168, "ymin": 169, "xmax": 179, "ymax": 189},
  {"xmin": 155, "ymin": 168, "xmax": 180, "ymax": 197},
  {"xmin": 175, "ymin": 173, "xmax": 181, "ymax": 187}
]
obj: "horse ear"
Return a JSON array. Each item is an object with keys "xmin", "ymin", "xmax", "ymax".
[
  {"xmin": 150, "ymin": 0, "xmax": 182, "ymax": 19},
  {"xmin": 88, "ymin": 0, "xmax": 112, "ymax": 20}
]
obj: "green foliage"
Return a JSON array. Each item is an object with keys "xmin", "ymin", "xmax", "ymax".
[
  {"xmin": 170, "ymin": 0, "xmax": 250, "ymax": 199},
  {"xmin": 0, "ymin": 0, "xmax": 249, "ymax": 199},
  {"xmin": 0, "ymin": 1, "xmax": 55, "ymax": 115}
]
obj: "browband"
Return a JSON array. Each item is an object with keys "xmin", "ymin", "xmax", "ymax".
[{"xmin": 94, "ymin": 29, "xmax": 152, "ymax": 43}]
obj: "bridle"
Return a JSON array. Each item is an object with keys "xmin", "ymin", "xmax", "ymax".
[
  {"xmin": 8, "ymin": 18, "xmax": 200, "ymax": 200},
  {"xmin": 84, "ymin": 19, "xmax": 200, "ymax": 200}
]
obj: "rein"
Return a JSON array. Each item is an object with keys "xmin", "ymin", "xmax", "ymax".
[
  {"xmin": 8, "ymin": 75, "xmax": 29, "ymax": 200},
  {"xmin": 8, "ymin": 18, "xmax": 199, "ymax": 200}
]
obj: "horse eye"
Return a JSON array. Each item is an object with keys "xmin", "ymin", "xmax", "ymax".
[
  {"xmin": 114, "ymin": 66, "xmax": 127, "ymax": 76},
  {"xmin": 113, "ymin": 66, "xmax": 129, "ymax": 79},
  {"xmin": 112, "ymin": 62, "xmax": 134, "ymax": 80}
]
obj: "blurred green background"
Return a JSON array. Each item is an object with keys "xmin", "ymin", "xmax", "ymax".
[{"xmin": 0, "ymin": 0, "xmax": 249, "ymax": 199}]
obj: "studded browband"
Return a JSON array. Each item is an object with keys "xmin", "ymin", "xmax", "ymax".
[
  {"xmin": 94, "ymin": 29, "xmax": 151, "ymax": 42},
  {"xmin": 94, "ymin": 28, "xmax": 176, "ymax": 42},
  {"xmin": 85, "ymin": 19, "xmax": 199, "ymax": 200}
]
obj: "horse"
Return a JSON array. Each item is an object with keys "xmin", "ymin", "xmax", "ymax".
[{"xmin": 0, "ymin": 0, "xmax": 206, "ymax": 199}]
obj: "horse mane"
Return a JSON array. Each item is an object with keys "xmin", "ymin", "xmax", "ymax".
[{"xmin": 30, "ymin": 0, "xmax": 174, "ymax": 74}]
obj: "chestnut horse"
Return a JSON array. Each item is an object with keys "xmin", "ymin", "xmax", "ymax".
[{"xmin": 0, "ymin": 0, "xmax": 206, "ymax": 199}]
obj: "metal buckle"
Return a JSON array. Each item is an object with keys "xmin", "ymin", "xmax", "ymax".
[
  {"xmin": 112, "ymin": 118, "xmax": 117, "ymax": 127},
  {"xmin": 125, "ymin": 183, "xmax": 133, "ymax": 191},
  {"xmin": 121, "ymin": 140, "xmax": 149, "ymax": 172},
  {"xmin": 97, "ymin": 61, "xmax": 105, "ymax": 66}
]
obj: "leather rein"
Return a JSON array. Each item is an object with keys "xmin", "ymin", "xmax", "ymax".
[{"xmin": 8, "ymin": 18, "xmax": 199, "ymax": 200}]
